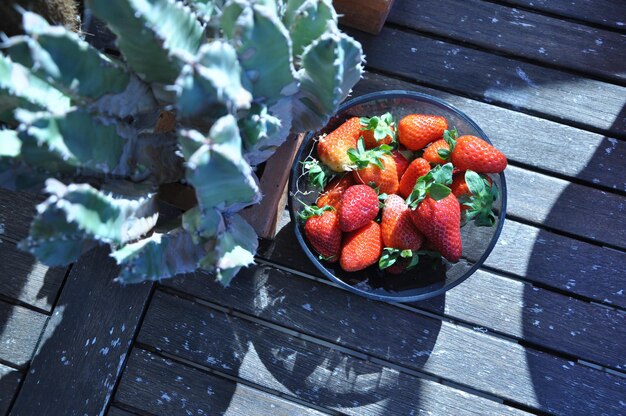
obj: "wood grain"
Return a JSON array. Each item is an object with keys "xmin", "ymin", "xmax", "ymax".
[
  {"xmin": 9, "ymin": 247, "xmax": 153, "ymax": 416},
  {"xmin": 0, "ymin": 241, "xmax": 67, "ymax": 312},
  {"xmin": 388, "ymin": 0, "xmax": 626, "ymax": 83},
  {"xmin": 163, "ymin": 266, "xmax": 626, "ymax": 415},
  {"xmin": 334, "ymin": 0, "xmax": 396, "ymax": 34},
  {"xmin": 0, "ymin": 188, "xmax": 40, "ymax": 243},
  {"xmin": 346, "ymin": 27, "xmax": 626, "ymax": 138},
  {"xmin": 353, "ymin": 71, "xmax": 626, "ymax": 192},
  {"xmin": 138, "ymin": 290, "xmax": 530, "ymax": 415},
  {"xmin": 115, "ymin": 348, "xmax": 328, "ymax": 416},
  {"xmin": 0, "ymin": 363, "xmax": 21, "ymax": 415},
  {"xmin": 497, "ymin": 0, "xmax": 626, "ymax": 31},
  {"xmin": 107, "ymin": 406, "xmax": 139, "ymax": 416},
  {"xmin": 0, "ymin": 300, "xmax": 47, "ymax": 368}
]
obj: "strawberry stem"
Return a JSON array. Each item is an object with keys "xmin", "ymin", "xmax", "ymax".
[
  {"xmin": 302, "ymin": 157, "xmax": 334, "ymax": 189},
  {"xmin": 347, "ymin": 138, "xmax": 393, "ymax": 170},
  {"xmin": 406, "ymin": 163, "xmax": 453, "ymax": 208},
  {"xmin": 360, "ymin": 112, "xmax": 396, "ymax": 142},
  {"xmin": 461, "ymin": 170, "xmax": 499, "ymax": 226},
  {"xmin": 297, "ymin": 202, "xmax": 334, "ymax": 221}
]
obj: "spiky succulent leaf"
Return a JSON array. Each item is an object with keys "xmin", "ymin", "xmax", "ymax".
[
  {"xmin": 175, "ymin": 41, "xmax": 252, "ymax": 121},
  {"xmin": 181, "ymin": 115, "xmax": 260, "ymax": 211},
  {"xmin": 292, "ymin": 30, "xmax": 363, "ymax": 131},
  {"xmin": 112, "ymin": 228, "xmax": 206, "ymax": 283},
  {"xmin": 0, "ymin": 55, "xmax": 70, "ymax": 122},
  {"xmin": 0, "ymin": 130, "xmax": 21, "ymax": 157},
  {"xmin": 186, "ymin": 0, "xmax": 215, "ymax": 22},
  {"xmin": 183, "ymin": 205, "xmax": 224, "ymax": 243},
  {"xmin": 86, "ymin": 0, "xmax": 204, "ymax": 84},
  {"xmin": 4, "ymin": 12, "xmax": 130, "ymax": 100},
  {"xmin": 221, "ymin": 1, "xmax": 297, "ymax": 105},
  {"xmin": 282, "ymin": 0, "xmax": 337, "ymax": 58},
  {"xmin": 212, "ymin": 213, "xmax": 258, "ymax": 286}
]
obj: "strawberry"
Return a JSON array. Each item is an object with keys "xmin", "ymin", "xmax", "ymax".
[
  {"xmin": 423, "ymin": 139, "xmax": 449, "ymax": 164},
  {"xmin": 381, "ymin": 194, "xmax": 423, "ymax": 250},
  {"xmin": 453, "ymin": 170, "xmax": 499, "ymax": 226},
  {"xmin": 348, "ymin": 139, "xmax": 399, "ymax": 194},
  {"xmin": 391, "ymin": 150, "xmax": 410, "ymax": 181},
  {"xmin": 398, "ymin": 158, "xmax": 431, "ymax": 199},
  {"xmin": 300, "ymin": 205, "xmax": 342, "ymax": 262},
  {"xmin": 397, "ymin": 114, "xmax": 448, "ymax": 151},
  {"xmin": 450, "ymin": 135, "xmax": 507, "ymax": 173},
  {"xmin": 337, "ymin": 184, "xmax": 379, "ymax": 232},
  {"xmin": 360, "ymin": 112, "xmax": 395, "ymax": 148},
  {"xmin": 340, "ymin": 221, "xmax": 383, "ymax": 272},
  {"xmin": 316, "ymin": 175, "xmax": 355, "ymax": 210},
  {"xmin": 409, "ymin": 193, "xmax": 462, "ymax": 262},
  {"xmin": 317, "ymin": 117, "xmax": 361, "ymax": 172}
]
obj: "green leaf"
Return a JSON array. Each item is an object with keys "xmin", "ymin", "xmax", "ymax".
[
  {"xmin": 360, "ymin": 112, "xmax": 395, "ymax": 142},
  {"xmin": 437, "ymin": 148, "xmax": 450, "ymax": 160},
  {"xmin": 430, "ymin": 163, "xmax": 454, "ymax": 185},
  {"xmin": 298, "ymin": 203, "xmax": 334, "ymax": 221},
  {"xmin": 302, "ymin": 157, "xmax": 332, "ymax": 189},
  {"xmin": 443, "ymin": 128, "xmax": 458, "ymax": 153},
  {"xmin": 464, "ymin": 170, "xmax": 485, "ymax": 195},
  {"xmin": 429, "ymin": 183, "xmax": 451, "ymax": 201}
]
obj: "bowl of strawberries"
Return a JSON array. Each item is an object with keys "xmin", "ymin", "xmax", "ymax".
[{"xmin": 288, "ymin": 90, "xmax": 507, "ymax": 302}]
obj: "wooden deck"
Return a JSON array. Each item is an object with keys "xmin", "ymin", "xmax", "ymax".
[{"xmin": 1, "ymin": 1, "xmax": 626, "ymax": 414}]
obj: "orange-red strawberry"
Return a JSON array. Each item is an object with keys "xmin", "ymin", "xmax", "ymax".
[
  {"xmin": 450, "ymin": 172, "xmax": 492, "ymax": 200},
  {"xmin": 337, "ymin": 184, "xmax": 379, "ymax": 232},
  {"xmin": 409, "ymin": 193, "xmax": 462, "ymax": 262},
  {"xmin": 316, "ymin": 175, "xmax": 355, "ymax": 210},
  {"xmin": 423, "ymin": 139, "xmax": 449, "ymax": 164},
  {"xmin": 317, "ymin": 117, "xmax": 361, "ymax": 172},
  {"xmin": 340, "ymin": 221, "xmax": 383, "ymax": 272},
  {"xmin": 348, "ymin": 140, "xmax": 399, "ymax": 194},
  {"xmin": 300, "ymin": 206, "xmax": 342, "ymax": 262},
  {"xmin": 391, "ymin": 150, "xmax": 409, "ymax": 181},
  {"xmin": 450, "ymin": 135, "xmax": 507, "ymax": 173},
  {"xmin": 398, "ymin": 158, "xmax": 431, "ymax": 199},
  {"xmin": 360, "ymin": 112, "xmax": 395, "ymax": 148},
  {"xmin": 397, "ymin": 114, "xmax": 448, "ymax": 151},
  {"xmin": 381, "ymin": 194, "xmax": 424, "ymax": 250}
]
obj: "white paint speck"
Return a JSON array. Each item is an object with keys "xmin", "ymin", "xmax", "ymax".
[
  {"xmin": 301, "ymin": 303, "xmax": 313, "ymax": 312},
  {"xmin": 161, "ymin": 393, "xmax": 171, "ymax": 402},
  {"xmin": 91, "ymin": 337, "xmax": 96, "ymax": 345},
  {"xmin": 616, "ymin": 290, "xmax": 623, "ymax": 296},
  {"xmin": 410, "ymin": 47, "xmax": 417, "ymax": 53},
  {"xmin": 515, "ymin": 67, "xmax": 536, "ymax": 87},
  {"xmin": 207, "ymin": 386, "xmax": 214, "ymax": 396},
  {"xmin": 538, "ymin": 47, "xmax": 546, "ymax": 54},
  {"xmin": 491, "ymin": 17, "xmax": 498, "ymax": 23},
  {"xmin": 595, "ymin": 38, "xmax": 603, "ymax": 46},
  {"xmin": 532, "ymin": 320, "xmax": 541, "ymax": 327},
  {"xmin": 61, "ymin": 356, "xmax": 70, "ymax": 365},
  {"xmin": 100, "ymin": 347, "xmax": 110, "ymax": 356}
]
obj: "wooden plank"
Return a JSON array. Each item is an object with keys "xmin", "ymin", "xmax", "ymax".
[
  {"xmin": 0, "ymin": 300, "xmax": 47, "ymax": 368},
  {"xmin": 138, "ymin": 290, "xmax": 531, "ymax": 415},
  {"xmin": 107, "ymin": 407, "xmax": 139, "ymax": 416},
  {"xmin": 497, "ymin": 0, "xmax": 626, "ymax": 31},
  {"xmin": 0, "ymin": 241, "xmax": 67, "ymax": 312},
  {"xmin": 352, "ymin": 71, "xmax": 626, "ymax": 192},
  {"xmin": 0, "ymin": 363, "xmax": 21, "ymax": 415},
  {"xmin": 416, "ymin": 269, "xmax": 626, "ymax": 371},
  {"xmin": 334, "ymin": 0, "xmax": 396, "ymax": 34},
  {"xmin": 241, "ymin": 133, "xmax": 305, "ymax": 239},
  {"xmin": 345, "ymin": 27, "xmax": 626, "ymax": 138},
  {"xmin": 163, "ymin": 266, "xmax": 626, "ymax": 415},
  {"xmin": 0, "ymin": 188, "xmax": 41, "ymax": 243},
  {"xmin": 115, "ymin": 348, "xmax": 328, "ymax": 416},
  {"xmin": 388, "ymin": 0, "xmax": 626, "ymax": 83},
  {"xmin": 505, "ymin": 165, "xmax": 626, "ymax": 248},
  {"xmin": 10, "ymin": 247, "xmax": 153, "ymax": 416}
]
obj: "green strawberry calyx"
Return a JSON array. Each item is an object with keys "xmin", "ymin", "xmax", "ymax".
[
  {"xmin": 406, "ymin": 163, "xmax": 454, "ymax": 208},
  {"xmin": 437, "ymin": 128, "xmax": 458, "ymax": 161},
  {"xmin": 347, "ymin": 138, "xmax": 393, "ymax": 170},
  {"xmin": 302, "ymin": 157, "xmax": 334, "ymax": 189},
  {"xmin": 360, "ymin": 112, "xmax": 396, "ymax": 142},
  {"xmin": 378, "ymin": 248, "xmax": 441, "ymax": 270},
  {"xmin": 460, "ymin": 170, "xmax": 499, "ymax": 227},
  {"xmin": 298, "ymin": 203, "xmax": 335, "ymax": 222}
]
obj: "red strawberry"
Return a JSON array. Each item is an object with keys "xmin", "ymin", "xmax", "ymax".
[
  {"xmin": 398, "ymin": 114, "xmax": 448, "ymax": 151},
  {"xmin": 450, "ymin": 172, "xmax": 492, "ymax": 200},
  {"xmin": 450, "ymin": 135, "xmax": 507, "ymax": 173},
  {"xmin": 337, "ymin": 184, "xmax": 379, "ymax": 232},
  {"xmin": 360, "ymin": 112, "xmax": 395, "ymax": 149},
  {"xmin": 386, "ymin": 259, "xmax": 410, "ymax": 274},
  {"xmin": 398, "ymin": 158, "xmax": 431, "ymax": 199},
  {"xmin": 391, "ymin": 150, "xmax": 409, "ymax": 181},
  {"xmin": 381, "ymin": 194, "xmax": 424, "ymax": 250},
  {"xmin": 349, "ymin": 140, "xmax": 399, "ymax": 194},
  {"xmin": 423, "ymin": 139, "xmax": 449, "ymax": 164},
  {"xmin": 409, "ymin": 193, "xmax": 462, "ymax": 262},
  {"xmin": 316, "ymin": 175, "xmax": 356, "ymax": 210},
  {"xmin": 340, "ymin": 221, "xmax": 383, "ymax": 272},
  {"xmin": 317, "ymin": 117, "xmax": 361, "ymax": 172},
  {"xmin": 301, "ymin": 206, "xmax": 342, "ymax": 262}
]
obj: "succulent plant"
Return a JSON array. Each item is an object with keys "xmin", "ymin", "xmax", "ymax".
[{"xmin": 0, "ymin": 0, "xmax": 364, "ymax": 285}]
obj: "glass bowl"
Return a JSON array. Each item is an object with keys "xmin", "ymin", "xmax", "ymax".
[{"xmin": 288, "ymin": 91, "xmax": 507, "ymax": 302}]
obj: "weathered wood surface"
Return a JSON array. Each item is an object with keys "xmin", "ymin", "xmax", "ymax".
[
  {"xmin": 353, "ymin": 71, "xmax": 626, "ymax": 192},
  {"xmin": 163, "ymin": 266, "xmax": 626, "ymax": 415},
  {"xmin": 115, "ymin": 348, "xmax": 329, "ymax": 416},
  {"xmin": 107, "ymin": 407, "xmax": 139, "ymax": 416},
  {"xmin": 0, "ymin": 189, "xmax": 40, "ymax": 244},
  {"xmin": 138, "ymin": 290, "xmax": 530, "ymax": 415},
  {"xmin": 388, "ymin": 0, "xmax": 626, "ymax": 83},
  {"xmin": 0, "ymin": 363, "xmax": 21, "ymax": 415},
  {"xmin": 346, "ymin": 27, "xmax": 626, "ymax": 138},
  {"xmin": 9, "ymin": 248, "xmax": 153, "ymax": 416},
  {"xmin": 497, "ymin": 0, "xmax": 626, "ymax": 31},
  {"xmin": 0, "ymin": 241, "xmax": 67, "ymax": 312},
  {"xmin": 0, "ymin": 300, "xmax": 47, "ymax": 368}
]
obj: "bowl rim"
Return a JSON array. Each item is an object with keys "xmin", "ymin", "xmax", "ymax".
[{"xmin": 288, "ymin": 90, "xmax": 508, "ymax": 302}]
